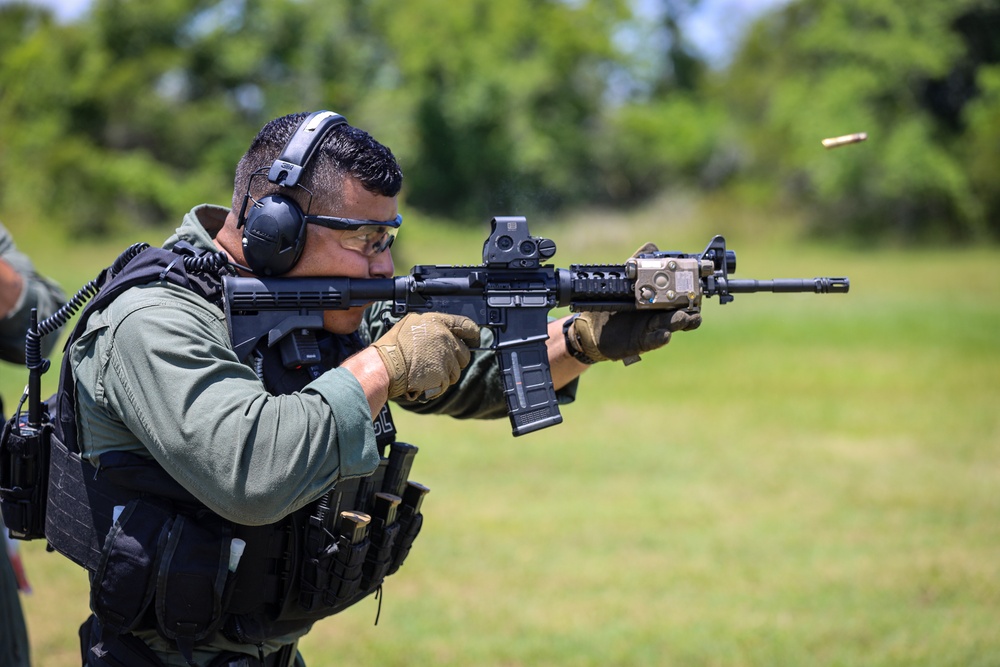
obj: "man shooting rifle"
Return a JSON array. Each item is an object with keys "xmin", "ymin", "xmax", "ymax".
[{"xmin": 2, "ymin": 111, "xmax": 701, "ymax": 667}]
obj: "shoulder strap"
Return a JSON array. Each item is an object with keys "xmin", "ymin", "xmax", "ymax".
[
  {"xmin": 73, "ymin": 245, "xmax": 223, "ymax": 337},
  {"xmin": 54, "ymin": 245, "xmax": 228, "ymax": 453}
]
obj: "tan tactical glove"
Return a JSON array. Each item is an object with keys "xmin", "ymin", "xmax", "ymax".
[
  {"xmin": 567, "ymin": 243, "xmax": 702, "ymax": 363},
  {"xmin": 373, "ymin": 312, "xmax": 482, "ymax": 400}
]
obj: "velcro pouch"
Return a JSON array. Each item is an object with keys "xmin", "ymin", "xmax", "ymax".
[
  {"xmin": 91, "ymin": 499, "xmax": 174, "ymax": 637},
  {"xmin": 155, "ymin": 513, "xmax": 232, "ymax": 662}
]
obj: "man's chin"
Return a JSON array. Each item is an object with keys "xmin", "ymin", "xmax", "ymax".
[{"xmin": 323, "ymin": 307, "xmax": 367, "ymax": 335}]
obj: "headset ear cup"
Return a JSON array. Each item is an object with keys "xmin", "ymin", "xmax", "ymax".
[{"xmin": 241, "ymin": 195, "xmax": 308, "ymax": 276}]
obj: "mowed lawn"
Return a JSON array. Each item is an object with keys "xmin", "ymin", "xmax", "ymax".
[{"xmin": 4, "ymin": 198, "xmax": 999, "ymax": 666}]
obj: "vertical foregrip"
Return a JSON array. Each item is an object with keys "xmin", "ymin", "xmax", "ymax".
[{"xmin": 496, "ymin": 340, "xmax": 563, "ymax": 436}]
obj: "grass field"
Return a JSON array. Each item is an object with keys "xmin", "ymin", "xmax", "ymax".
[{"xmin": 3, "ymin": 194, "xmax": 999, "ymax": 666}]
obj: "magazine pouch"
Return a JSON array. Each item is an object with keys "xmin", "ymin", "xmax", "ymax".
[
  {"xmin": 323, "ymin": 535, "xmax": 370, "ymax": 608},
  {"xmin": 387, "ymin": 507, "xmax": 423, "ymax": 576},
  {"xmin": 362, "ymin": 516, "xmax": 400, "ymax": 590}
]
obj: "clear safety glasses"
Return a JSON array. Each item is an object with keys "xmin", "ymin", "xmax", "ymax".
[{"xmin": 304, "ymin": 214, "xmax": 402, "ymax": 256}]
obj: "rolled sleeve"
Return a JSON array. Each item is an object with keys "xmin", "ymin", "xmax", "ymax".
[{"xmin": 302, "ymin": 367, "xmax": 380, "ymax": 480}]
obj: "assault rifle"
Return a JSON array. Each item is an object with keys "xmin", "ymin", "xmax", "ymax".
[{"xmin": 224, "ymin": 216, "xmax": 849, "ymax": 437}]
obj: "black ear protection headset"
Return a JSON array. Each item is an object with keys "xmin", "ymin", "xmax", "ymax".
[{"xmin": 236, "ymin": 110, "xmax": 348, "ymax": 276}]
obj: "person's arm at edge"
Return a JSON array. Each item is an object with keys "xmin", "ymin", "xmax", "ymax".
[
  {"xmin": 0, "ymin": 223, "xmax": 67, "ymax": 362},
  {"xmin": 0, "ymin": 257, "xmax": 24, "ymax": 320}
]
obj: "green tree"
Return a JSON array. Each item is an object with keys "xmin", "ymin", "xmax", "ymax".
[
  {"xmin": 0, "ymin": 0, "xmax": 240, "ymax": 234},
  {"xmin": 591, "ymin": 0, "xmax": 730, "ymax": 203},
  {"xmin": 723, "ymin": 0, "xmax": 1000, "ymax": 242},
  {"xmin": 370, "ymin": 0, "xmax": 630, "ymax": 219},
  {"xmin": 1, "ymin": 0, "xmax": 715, "ymax": 232}
]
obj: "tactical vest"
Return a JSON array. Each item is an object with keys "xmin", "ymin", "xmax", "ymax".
[{"xmin": 0, "ymin": 242, "xmax": 425, "ymax": 663}]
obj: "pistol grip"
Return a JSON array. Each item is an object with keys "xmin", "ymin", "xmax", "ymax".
[{"xmin": 497, "ymin": 341, "xmax": 562, "ymax": 436}]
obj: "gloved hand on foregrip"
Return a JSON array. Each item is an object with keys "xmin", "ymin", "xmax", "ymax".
[
  {"xmin": 568, "ymin": 308, "xmax": 701, "ymax": 362},
  {"xmin": 568, "ymin": 242, "xmax": 703, "ymax": 363},
  {"xmin": 373, "ymin": 312, "xmax": 481, "ymax": 400}
]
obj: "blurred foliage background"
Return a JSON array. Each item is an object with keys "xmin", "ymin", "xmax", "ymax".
[{"xmin": 0, "ymin": 0, "xmax": 998, "ymax": 244}]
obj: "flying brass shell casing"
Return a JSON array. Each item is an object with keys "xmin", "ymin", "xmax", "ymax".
[{"xmin": 821, "ymin": 132, "xmax": 868, "ymax": 149}]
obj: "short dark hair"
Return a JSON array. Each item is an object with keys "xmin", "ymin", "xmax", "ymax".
[{"xmin": 232, "ymin": 112, "xmax": 403, "ymax": 213}]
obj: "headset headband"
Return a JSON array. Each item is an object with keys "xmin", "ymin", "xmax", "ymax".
[{"xmin": 266, "ymin": 111, "xmax": 347, "ymax": 188}]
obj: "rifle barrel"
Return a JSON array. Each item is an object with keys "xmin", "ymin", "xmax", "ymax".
[{"xmin": 726, "ymin": 277, "xmax": 850, "ymax": 294}]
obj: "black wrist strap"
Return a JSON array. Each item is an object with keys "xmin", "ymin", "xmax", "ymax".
[{"xmin": 563, "ymin": 314, "xmax": 599, "ymax": 365}]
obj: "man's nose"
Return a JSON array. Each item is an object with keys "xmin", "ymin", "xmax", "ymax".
[{"xmin": 370, "ymin": 249, "xmax": 394, "ymax": 279}]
